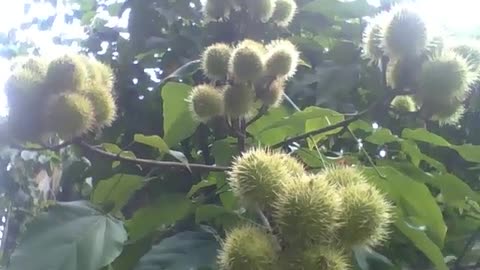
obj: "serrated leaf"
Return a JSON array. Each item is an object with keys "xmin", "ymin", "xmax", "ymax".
[
  {"xmin": 8, "ymin": 201, "xmax": 127, "ymax": 270},
  {"xmin": 134, "ymin": 134, "xmax": 170, "ymax": 153},
  {"xmin": 161, "ymin": 82, "xmax": 199, "ymax": 147},
  {"xmin": 126, "ymin": 194, "xmax": 192, "ymax": 241},
  {"xmin": 134, "ymin": 231, "xmax": 219, "ymax": 270},
  {"xmin": 92, "ymin": 174, "xmax": 145, "ymax": 213},
  {"xmin": 195, "ymin": 204, "xmax": 240, "ymax": 229}
]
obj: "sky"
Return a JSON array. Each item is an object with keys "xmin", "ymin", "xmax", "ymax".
[{"xmin": 0, "ymin": 0, "xmax": 479, "ymax": 117}]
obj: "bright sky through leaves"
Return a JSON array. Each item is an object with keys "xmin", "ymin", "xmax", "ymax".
[{"xmin": 0, "ymin": 0, "xmax": 479, "ymax": 117}]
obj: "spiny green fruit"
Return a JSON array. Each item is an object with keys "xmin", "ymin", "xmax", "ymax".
[
  {"xmin": 245, "ymin": 0, "xmax": 276, "ymax": 22},
  {"xmin": 390, "ymin": 95, "xmax": 417, "ymax": 113},
  {"xmin": 270, "ymin": 0, "xmax": 297, "ymax": 27},
  {"xmin": 281, "ymin": 153, "xmax": 305, "ymax": 177},
  {"xmin": 383, "ymin": 5, "xmax": 428, "ymax": 58},
  {"xmin": 451, "ymin": 41, "xmax": 480, "ymax": 74},
  {"xmin": 386, "ymin": 57, "xmax": 422, "ymax": 90},
  {"xmin": 426, "ymin": 99, "xmax": 465, "ymax": 126},
  {"xmin": 417, "ymin": 51, "xmax": 474, "ymax": 104},
  {"xmin": 44, "ymin": 93, "xmax": 95, "ymax": 139},
  {"xmin": 218, "ymin": 225, "xmax": 278, "ymax": 270},
  {"xmin": 45, "ymin": 54, "xmax": 88, "ymax": 93},
  {"xmin": 223, "ymin": 83, "xmax": 256, "ymax": 118},
  {"xmin": 229, "ymin": 42, "xmax": 265, "ymax": 82},
  {"xmin": 256, "ymin": 78, "xmax": 285, "ymax": 107},
  {"xmin": 228, "ymin": 148, "xmax": 291, "ymax": 209},
  {"xmin": 202, "ymin": 43, "xmax": 232, "ymax": 80},
  {"xmin": 337, "ymin": 182, "xmax": 392, "ymax": 248},
  {"xmin": 425, "ymin": 35, "xmax": 446, "ymax": 58},
  {"xmin": 203, "ymin": 0, "xmax": 231, "ymax": 20},
  {"xmin": 83, "ymin": 87, "xmax": 117, "ymax": 128},
  {"xmin": 322, "ymin": 166, "xmax": 366, "ymax": 188},
  {"xmin": 188, "ymin": 84, "xmax": 224, "ymax": 123},
  {"xmin": 298, "ymin": 246, "xmax": 350, "ymax": 270},
  {"xmin": 273, "ymin": 174, "xmax": 341, "ymax": 247},
  {"xmin": 264, "ymin": 39, "xmax": 299, "ymax": 78},
  {"xmin": 238, "ymin": 39, "xmax": 267, "ymax": 54},
  {"xmin": 362, "ymin": 11, "xmax": 389, "ymax": 61},
  {"xmin": 5, "ymin": 65, "xmax": 46, "ymax": 107},
  {"xmin": 80, "ymin": 55, "xmax": 115, "ymax": 91}
]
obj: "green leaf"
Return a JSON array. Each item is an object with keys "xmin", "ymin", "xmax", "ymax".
[
  {"xmin": 246, "ymin": 106, "xmax": 291, "ymax": 136},
  {"xmin": 256, "ymin": 107, "xmax": 344, "ymax": 145},
  {"xmin": 402, "ymin": 128, "xmax": 450, "ymax": 147},
  {"xmin": 92, "ymin": 174, "xmax": 145, "ymax": 213},
  {"xmin": 126, "ymin": 194, "xmax": 192, "ymax": 241},
  {"xmin": 451, "ymin": 144, "xmax": 480, "ymax": 163},
  {"xmin": 433, "ymin": 174, "xmax": 479, "ymax": 208},
  {"xmin": 102, "ymin": 143, "xmax": 136, "ymax": 159},
  {"xmin": 8, "ymin": 201, "xmax": 127, "ymax": 270},
  {"xmin": 134, "ymin": 231, "xmax": 219, "ymax": 270},
  {"xmin": 134, "ymin": 134, "xmax": 170, "ymax": 153},
  {"xmin": 187, "ymin": 174, "xmax": 218, "ymax": 197},
  {"xmin": 364, "ymin": 167, "xmax": 447, "ymax": 247},
  {"xmin": 395, "ymin": 211, "xmax": 448, "ymax": 270},
  {"xmin": 195, "ymin": 204, "xmax": 240, "ymax": 229},
  {"xmin": 402, "ymin": 129, "xmax": 480, "ymax": 163},
  {"xmin": 211, "ymin": 138, "xmax": 238, "ymax": 166},
  {"xmin": 365, "ymin": 128, "xmax": 400, "ymax": 145},
  {"xmin": 401, "ymin": 140, "xmax": 446, "ymax": 172},
  {"xmin": 161, "ymin": 82, "xmax": 199, "ymax": 147}
]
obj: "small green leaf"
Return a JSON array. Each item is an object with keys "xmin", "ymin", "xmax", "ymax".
[
  {"xmin": 187, "ymin": 174, "xmax": 218, "ymax": 197},
  {"xmin": 8, "ymin": 201, "xmax": 127, "ymax": 270},
  {"xmin": 126, "ymin": 194, "xmax": 192, "ymax": 241},
  {"xmin": 195, "ymin": 204, "xmax": 240, "ymax": 229},
  {"xmin": 134, "ymin": 231, "xmax": 219, "ymax": 270},
  {"xmin": 102, "ymin": 143, "xmax": 136, "ymax": 159},
  {"xmin": 365, "ymin": 128, "xmax": 400, "ymax": 145},
  {"xmin": 401, "ymin": 140, "xmax": 446, "ymax": 172},
  {"xmin": 134, "ymin": 134, "xmax": 170, "ymax": 153},
  {"xmin": 161, "ymin": 82, "xmax": 199, "ymax": 147},
  {"xmin": 211, "ymin": 138, "xmax": 238, "ymax": 166},
  {"xmin": 92, "ymin": 174, "xmax": 145, "ymax": 213}
]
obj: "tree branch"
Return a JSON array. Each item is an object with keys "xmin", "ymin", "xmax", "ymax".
[
  {"xmin": 271, "ymin": 91, "xmax": 398, "ymax": 149},
  {"xmin": 76, "ymin": 140, "xmax": 229, "ymax": 172},
  {"xmin": 11, "ymin": 140, "xmax": 73, "ymax": 152}
]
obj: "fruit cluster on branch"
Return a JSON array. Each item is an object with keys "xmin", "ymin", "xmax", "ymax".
[
  {"xmin": 203, "ymin": 0, "xmax": 297, "ymax": 27},
  {"xmin": 188, "ymin": 38, "xmax": 299, "ymax": 123},
  {"xmin": 218, "ymin": 149, "xmax": 393, "ymax": 270},
  {"xmin": 5, "ymin": 54, "xmax": 117, "ymax": 143},
  {"xmin": 363, "ymin": 3, "xmax": 480, "ymax": 125}
]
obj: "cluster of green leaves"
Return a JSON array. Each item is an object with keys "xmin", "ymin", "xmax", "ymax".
[{"xmin": 2, "ymin": 0, "xmax": 480, "ymax": 270}]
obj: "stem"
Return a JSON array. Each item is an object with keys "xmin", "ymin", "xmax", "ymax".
[
  {"xmin": 237, "ymin": 118, "xmax": 246, "ymax": 152},
  {"xmin": 76, "ymin": 140, "xmax": 229, "ymax": 172}
]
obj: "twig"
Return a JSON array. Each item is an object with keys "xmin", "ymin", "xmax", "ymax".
[
  {"xmin": 272, "ymin": 91, "xmax": 398, "ymax": 149},
  {"xmin": 237, "ymin": 118, "xmax": 246, "ymax": 152},
  {"xmin": 76, "ymin": 140, "xmax": 229, "ymax": 172},
  {"xmin": 347, "ymin": 126, "xmax": 386, "ymax": 179},
  {"xmin": 255, "ymin": 206, "xmax": 272, "ymax": 232}
]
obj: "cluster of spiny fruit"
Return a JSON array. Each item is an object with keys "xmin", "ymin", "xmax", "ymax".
[
  {"xmin": 203, "ymin": 0, "xmax": 297, "ymax": 27},
  {"xmin": 217, "ymin": 148, "xmax": 393, "ymax": 270},
  {"xmin": 187, "ymin": 38, "xmax": 299, "ymax": 123},
  {"xmin": 4, "ymin": 54, "xmax": 117, "ymax": 143},
  {"xmin": 363, "ymin": 3, "xmax": 480, "ymax": 125}
]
